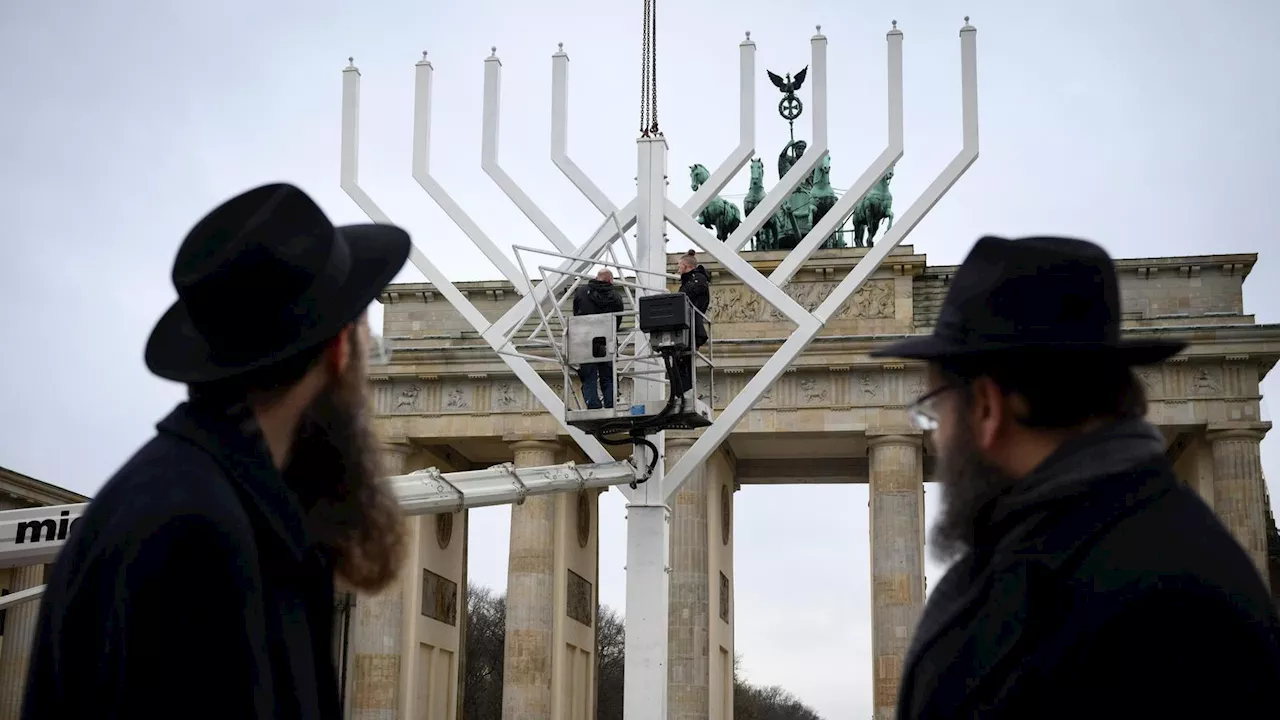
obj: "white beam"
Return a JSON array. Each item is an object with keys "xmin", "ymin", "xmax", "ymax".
[
  {"xmin": 0, "ymin": 460, "xmax": 639, "ymax": 574},
  {"xmin": 0, "ymin": 584, "xmax": 45, "ymax": 610},
  {"xmin": 0, "ymin": 503, "xmax": 84, "ymax": 569},
  {"xmin": 622, "ymin": 504, "xmax": 670, "ymax": 719}
]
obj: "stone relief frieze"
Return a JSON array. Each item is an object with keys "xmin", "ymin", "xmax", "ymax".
[
  {"xmin": 381, "ymin": 360, "xmax": 1249, "ymax": 419},
  {"xmin": 799, "ymin": 377, "xmax": 828, "ymax": 404},
  {"xmin": 712, "ymin": 287, "xmax": 767, "ymax": 323},
  {"xmin": 708, "ymin": 279, "xmax": 896, "ymax": 324},
  {"xmin": 444, "ymin": 384, "xmax": 471, "ymax": 410},
  {"xmin": 394, "ymin": 383, "xmax": 423, "ymax": 411},
  {"xmin": 857, "ymin": 372, "xmax": 882, "ymax": 401},
  {"xmin": 492, "ymin": 382, "xmax": 522, "ymax": 411},
  {"xmin": 907, "ymin": 375, "xmax": 927, "ymax": 403},
  {"xmin": 1189, "ymin": 367, "xmax": 1221, "ymax": 396},
  {"xmin": 758, "ymin": 386, "xmax": 774, "ymax": 405},
  {"xmin": 1137, "ymin": 368, "xmax": 1162, "ymax": 397}
]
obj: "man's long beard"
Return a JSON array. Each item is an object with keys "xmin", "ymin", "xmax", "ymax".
[
  {"xmin": 284, "ymin": 359, "xmax": 406, "ymax": 593},
  {"xmin": 930, "ymin": 419, "xmax": 1016, "ymax": 564}
]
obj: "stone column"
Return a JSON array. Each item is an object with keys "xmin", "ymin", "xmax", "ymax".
[
  {"xmin": 1207, "ymin": 424, "xmax": 1272, "ymax": 585},
  {"xmin": 502, "ymin": 436, "xmax": 561, "ymax": 720},
  {"xmin": 667, "ymin": 437, "xmax": 709, "ymax": 720},
  {"xmin": 349, "ymin": 442, "xmax": 415, "ymax": 720},
  {"xmin": 867, "ymin": 433, "xmax": 926, "ymax": 720},
  {"xmin": 0, "ymin": 564, "xmax": 44, "ymax": 720}
]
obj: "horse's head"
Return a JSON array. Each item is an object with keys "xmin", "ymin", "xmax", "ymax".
[
  {"xmin": 690, "ymin": 163, "xmax": 710, "ymax": 190},
  {"xmin": 882, "ymin": 166, "xmax": 895, "ymax": 184},
  {"xmin": 813, "ymin": 154, "xmax": 832, "ymax": 183},
  {"xmin": 749, "ymin": 158, "xmax": 764, "ymax": 182}
]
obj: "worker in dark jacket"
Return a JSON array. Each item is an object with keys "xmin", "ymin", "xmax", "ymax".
[
  {"xmin": 23, "ymin": 184, "xmax": 412, "ymax": 720},
  {"xmin": 875, "ymin": 236, "xmax": 1280, "ymax": 720},
  {"xmin": 673, "ymin": 250, "xmax": 711, "ymax": 406},
  {"xmin": 572, "ymin": 268, "xmax": 625, "ymax": 409}
]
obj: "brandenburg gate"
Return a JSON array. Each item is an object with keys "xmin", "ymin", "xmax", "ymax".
[{"xmin": 344, "ymin": 245, "xmax": 1278, "ymax": 719}]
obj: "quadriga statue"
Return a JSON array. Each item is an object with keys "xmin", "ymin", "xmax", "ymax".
[
  {"xmin": 771, "ymin": 140, "xmax": 815, "ymax": 249},
  {"xmin": 690, "ymin": 164, "xmax": 741, "ymax": 241},
  {"xmin": 743, "ymin": 158, "xmax": 780, "ymax": 250},
  {"xmin": 850, "ymin": 166, "xmax": 894, "ymax": 248},
  {"xmin": 809, "ymin": 154, "xmax": 842, "ymax": 249}
]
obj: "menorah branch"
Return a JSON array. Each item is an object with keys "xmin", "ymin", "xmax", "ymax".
[
  {"xmin": 726, "ymin": 31, "xmax": 830, "ymax": 252},
  {"xmin": 813, "ymin": 20, "xmax": 978, "ymax": 323},
  {"xmin": 681, "ymin": 34, "xmax": 757, "ymax": 218},
  {"xmin": 340, "ymin": 61, "xmax": 492, "ymax": 331},
  {"xmin": 482, "ymin": 51, "xmax": 576, "ymax": 254},
  {"xmin": 413, "ymin": 54, "xmax": 531, "ymax": 295},
  {"xmin": 770, "ymin": 23, "xmax": 904, "ymax": 287},
  {"xmin": 552, "ymin": 46, "xmax": 618, "ymax": 216}
]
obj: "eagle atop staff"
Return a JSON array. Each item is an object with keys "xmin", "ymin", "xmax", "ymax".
[
  {"xmin": 767, "ymin": 65, "xmax": 809, "ymax": 141},
  {"xmin": 767, "ymin": 66, "xmax": 808, "ymax": 95}
]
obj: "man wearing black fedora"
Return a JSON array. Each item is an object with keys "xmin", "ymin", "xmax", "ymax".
[
  {"xmin": 884, "ymin": 236, "xmax": 1280, "ymax": 719},
  {"xmin": 22, "ymin": 184, "xmax": 412, "ymax": 719}
]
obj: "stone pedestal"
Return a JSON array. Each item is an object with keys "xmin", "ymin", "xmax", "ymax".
[
  {"xmin": 1207, "ymin": 424, "xmax": 1272, "ymax": 585},
  {"xmin": 867, "ymin": 433, "xmax": 925, "ymax": 720},
  {"xmin": 0, "ymin": 564, "xmax": 43, "ymax": 720},
  {"xmin": 667, "ymin": 437, "xmax": 736, "ymax": 720}
]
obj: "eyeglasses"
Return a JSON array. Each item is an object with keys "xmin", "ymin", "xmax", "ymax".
[{"xmin": 907, "ymin": 384, "xmax": 961, "ymax": 431}]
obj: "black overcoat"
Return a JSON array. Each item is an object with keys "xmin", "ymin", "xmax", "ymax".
[
  {"xmin": 898, "ymin": 431, "xmax": 1280, "ymax": 719},
  {"xmin": 678, "ymin": 265, "xmax": 711, "ymax": 347},
  {"xmin": 22, "ymin": 401, "xmax": 341, "ymax": 720}
]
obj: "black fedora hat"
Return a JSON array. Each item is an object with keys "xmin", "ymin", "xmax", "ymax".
[
  {"xmin": 872, "ymin": 235, "xmax": 1186, "ymax": 365},
  {"xmin": 145, "ymin": 183, "xmax": 411, "ymax": 384}
]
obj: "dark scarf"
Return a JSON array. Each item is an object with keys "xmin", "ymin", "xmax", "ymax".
[{"xmin": 903, "ymin": 418, "xmax": 1169, "ymax": 695}]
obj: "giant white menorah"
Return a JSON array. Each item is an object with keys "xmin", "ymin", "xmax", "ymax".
[{"xmin": 340, "ymin": 17, "xmax": 978, "ymax": 719}]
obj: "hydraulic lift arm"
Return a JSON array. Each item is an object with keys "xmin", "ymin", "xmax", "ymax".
[{"xmin": 0, "ymin": 458, "xmax": 638, "ymax": 607}]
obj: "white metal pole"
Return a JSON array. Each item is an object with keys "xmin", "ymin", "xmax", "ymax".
[{"xmin": 622, "ymin": 135, "xmax": 671, "ymax": 720}]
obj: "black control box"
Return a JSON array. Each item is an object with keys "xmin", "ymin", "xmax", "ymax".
[{"xmin": 638, "ymin": 293, "xmax": 691, "ymax": 333}]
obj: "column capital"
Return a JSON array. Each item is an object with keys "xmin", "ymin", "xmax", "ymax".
[
  {"xmin": 381, "ymin": 439, "xmax": 414, "ymax": 454},
  {"xmin": 665, "ymin": 435, "xmax": 697, "ymax": 451},
  {"xmin": 866, "ymin": 431, "xmax": 924, "ymax": 449},
  {"xmin": 503, "ymin": 434, "xmax": 561, "ymax": 452},
  {"xmin": 1205, "ymin": 421, "xmax": 1271, "ymax": 442}
]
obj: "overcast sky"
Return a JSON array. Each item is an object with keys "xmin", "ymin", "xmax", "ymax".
[{"xmin": 3, "ymin": 1, "xmax": 1279, "ymax": 717}]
